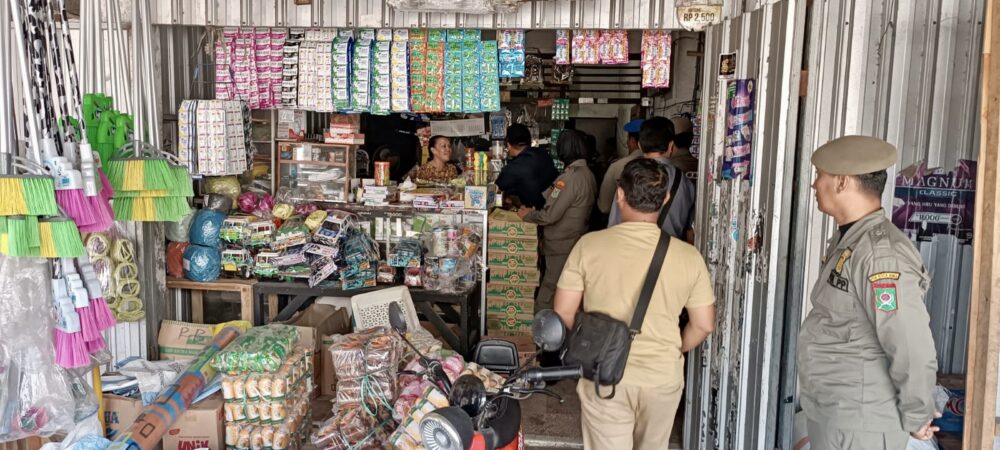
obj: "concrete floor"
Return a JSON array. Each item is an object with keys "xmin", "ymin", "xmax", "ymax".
[{"xmin": 520, "ymin": 380, "xmax": 684, "ymax": 450}]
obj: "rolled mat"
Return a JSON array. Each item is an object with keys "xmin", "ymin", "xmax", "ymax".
[{"xmin": 104, "ymin": 327, "xmax": 240, "ymax": 450}]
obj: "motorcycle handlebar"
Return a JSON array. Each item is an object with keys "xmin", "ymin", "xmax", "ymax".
[{"xmin": 520, "ymin": 365, "xmax": 583, "ymax": 383}]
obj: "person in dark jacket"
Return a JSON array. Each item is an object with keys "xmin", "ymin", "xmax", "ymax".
[{"xmin": 495, "ymin": 124, "xmax": 559, "ymax": 209}]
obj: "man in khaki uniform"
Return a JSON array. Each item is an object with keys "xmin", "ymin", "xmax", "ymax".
[
  {"xmin": 518, "ymin": 130, "xmax": 597, "ymax": 311},
  {"xmin": 554, "ymin": 159, "xmax": 716, "ymax": 450},
  {"xmin": 797, "ymin": 136, "xmax": 939, "ymax": 450},
  {"xmin": 597, "ymin": 119, "xmax": 644, "ymax": 214}
]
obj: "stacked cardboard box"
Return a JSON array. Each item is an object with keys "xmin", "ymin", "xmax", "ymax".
[{"xmin": 486, "ymin": 210, "xmax": 539, "ymax": 336}]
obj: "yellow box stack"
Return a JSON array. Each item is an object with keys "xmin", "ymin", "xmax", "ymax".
[{"xmin": 486, "ymin": 210, "xmax": 539, "ymax": 336}]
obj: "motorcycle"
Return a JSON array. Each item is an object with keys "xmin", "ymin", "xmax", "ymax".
[{"xmin": 387, "ymin": 303, "xmax": 582, "ymax": 450}]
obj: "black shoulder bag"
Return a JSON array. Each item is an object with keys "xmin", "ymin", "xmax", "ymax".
[{"xmin": 562, "ymin": 231, "xmax": 671, "ymax": 399}]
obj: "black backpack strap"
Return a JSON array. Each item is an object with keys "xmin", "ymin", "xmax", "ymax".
[
  {"xmin": 629, "ymin": 232, "xmax": 671, "ymax": 337},
  {"xmin": 657, "ymin": 166, "xmax": 684, "ymax": 227}
]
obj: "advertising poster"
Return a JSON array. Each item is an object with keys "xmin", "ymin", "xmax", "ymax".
[
  {"xmin": 892, "ymin": 160, "xmax": 977, "ymax": 243},
  {"xmin": 723, "ymin": 79, "xmax": 754, "ymax": 180}
]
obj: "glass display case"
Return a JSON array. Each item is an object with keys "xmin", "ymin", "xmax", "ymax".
[{"xmin": 276, "ymin": 142, "xmax": 357, "ymax": 203}]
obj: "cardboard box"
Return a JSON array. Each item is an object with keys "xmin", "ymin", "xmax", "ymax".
[
  {"xmin": 486, "ymin": 297, "xmax": 534, "ymax": 336},
  {"xmin": 282, "ymin": 304, "xmax": 352, "ymax": 396},
  {"xmin": 489, "ymin": 267, "xmax": 541, "ymax": 287},
  {"xmin": 486, "ymin": 237, "xmax": 538, "ymax": 255},
  {"xmin": 486, "ymin": 315, "xmax": 533, "ymax": 336},
  {"xmin": 487, "ymin": 253, "xmax": 539, "ymax": 270},
  {"xmin": 487, "ymin": 209, "xmax": 538, "ymax": 238},
  {"xmin": 158, "ymin": 321, "xmax": 215, "ymax": 361},
  {"xmin": 464, "ymin": 186, "xmax": 494, "ymax": 210},
  {"xmin": 486, "ymin": 298, "xmax": 534, "ymax": 317},
  {"xmin": 162, "ymin": 395, "xmax": 225, "ymax": 450},
  {"xmin": 320, "ymin": 335, "xmax": 338, "ymax": 396},
  {"xmin": 489, "ymin": 335, "xmax": 538, "ymax": 367},
  {"xmin": 485, "ymin": 283, "xmax": 535, "ymax": 301},
  {"xmin": 104, "ymin": 394, "xmax": 143, "ymax": 440}
]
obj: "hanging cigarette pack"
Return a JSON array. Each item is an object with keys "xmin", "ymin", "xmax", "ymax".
[
  {"xmin": 444, "ymin": 42, "xmax": 464, "ymax": 113},
  {"xmin": 425, "ymin": 39, "xmax": 445, "ymax": 112},
  {"xmin": 408, "ymin": 36, "xmax": 427, "ymax": 112},
  {"xmin": 332, "ymin": 36, "xmax": 353, "ymax": 112},
  {"xmin": 462, "ymin": 41, "xmax": 482, "ymax": 113},
  {"xmin": 352, "ymin": 38, "xmax": 373, "ymax": 113},
  {"xmin": 391, "ymin": 40, "xmax": 411, "ymax": 112},
  {"xmin": 281, "ymin": 29, "xmax": 305, "ymax": 108},
  {"xmin": 371, "ymin": 41, "xmax": 392, "ymax": 115}
]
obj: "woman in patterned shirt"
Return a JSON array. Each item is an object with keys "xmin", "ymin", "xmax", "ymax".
[{"xmin": 407, "ymin": 135, "xmax": 462, "ymax": 183}]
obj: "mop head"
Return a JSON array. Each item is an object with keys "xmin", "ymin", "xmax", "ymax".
[
  {"xmin": 55, "ymin": 188, "xmax": 97, "ymax": 228},
  {"xmin": 54, "ymin": 328, "xmax": 89, "ymax": 369},
  {"xmin": 0, "ymin": 177, "xmax": 58, "ymax": 216}
]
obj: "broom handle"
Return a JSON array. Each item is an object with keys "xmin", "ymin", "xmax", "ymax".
[
  {"xmin": 55, "ymin": 0, "xmax": 86, "ymax": 143},
  {"xmin": 131, "ymin": 0, "xmax": 142, "ymax": 150},
  {"xmin": 44, "ymin": 0, "xmax": 71, "ymax": 147},
  {"xmin": 0, "ymin": 0, "xmax": 13, "ymax": 170},
  {"xmin": 24, "ymin": 0, "xmax": 54, "ymax": 141},
  {"xmin": 108, "ymin": 0, "xmax": 131, "ymax": 113},
  {"xmin": 9, "ymin": 0, "xmax": 43, "ymax": 161},
  {"xmin": 140, "ymin": 0, "xmax": 159, "ymax": 148}
]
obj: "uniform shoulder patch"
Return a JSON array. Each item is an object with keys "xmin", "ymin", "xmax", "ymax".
[
  {"xmin": 872, "ymin": 282, "xmax": 898, "ymax": 312},
  {"xmin": 868, "ymin": 272, "xmax": 901, "ymax": 283},
  {"xmin": 554, "ymin": 179, "xmax": 567, "ymax": 190}
]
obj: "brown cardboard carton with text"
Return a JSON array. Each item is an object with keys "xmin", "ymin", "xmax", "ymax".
[{"xmin": 162, "ymin": 395, "xmax": 225, "ymax": 450}]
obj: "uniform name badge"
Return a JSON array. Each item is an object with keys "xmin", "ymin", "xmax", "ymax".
[{"xmin": 872, "ymin": 282, "xmax": 898, "ymax": 312}]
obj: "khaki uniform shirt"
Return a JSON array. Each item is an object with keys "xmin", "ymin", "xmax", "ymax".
[
  {"xmin": 558, "ymin": 222, "xmax": 715, "ymax": 390},
  {"xmin": 797, "ymin": 210, "xmax": 937, "ymax": 433},
  {"xmin": 525, "ymin": 159, "xmax": 596, "ymax": 256}
]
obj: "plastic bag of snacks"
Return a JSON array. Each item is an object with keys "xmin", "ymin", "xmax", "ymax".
[
  {"xmin": 328, "ymin": 327, "xmax": 403, "ymax": 410},
  {"xmin": 212, "ymin": 324, "xmax": 300, "ymax": 374},
  {"xmin": 313, "ymin": 407, "xmax": 393, "ymax": 450},
  {"xmin": 204, "ymin": 176, "xmax": 242, "ymax": 206},
  {"xmin": 387, "ymin": 386, "xmax": 450, "ymax": 448}
]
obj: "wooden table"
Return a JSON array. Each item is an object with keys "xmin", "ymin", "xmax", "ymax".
[
  {"xmin": 254, "ymin": 281, "xmax": 480, "ymax": 356},
  {"xmin": 166, "ymin": 277, "xmax": 258, "ymax": 323}
]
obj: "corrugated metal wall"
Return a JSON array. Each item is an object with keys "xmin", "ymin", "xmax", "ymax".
[
  {"xmin": 685, "ymin": 1, "xmax": 806, "ymax": 449},
  {"xmin": 795, "ymin": 0, "xmax": 985, "ymax": 344},
  {"xmin": 149, "ymin": 0, "xmax": 680, "ymax": 29}
]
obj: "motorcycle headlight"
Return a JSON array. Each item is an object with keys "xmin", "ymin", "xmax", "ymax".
[{"xmin": 420, "ymin": 406, "xmax": 474, "ymax": 450}]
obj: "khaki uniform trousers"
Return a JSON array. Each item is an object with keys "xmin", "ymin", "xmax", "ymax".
[
  {"xmin": 807, "ymin": 421, "xmax": 910, "ymax": 450},
  {"xmin": 577, "ymin": 379, "xmax": 682, "ymax": 450}
]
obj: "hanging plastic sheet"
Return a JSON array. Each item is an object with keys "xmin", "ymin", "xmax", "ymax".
[{"xmin": 0, "ymin": 255, "xmax": 76, "ymax": 441}]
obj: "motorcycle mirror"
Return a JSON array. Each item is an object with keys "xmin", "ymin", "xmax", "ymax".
[
  {"xmin": 388, "ymin": 302, "xmax": 408, "ymax": 334},
  {"xmin": 420, "ymin": 406, "xmax": 474, "ymax": 450},
  {"xmin": 531, "ymin": 309, "xmax": 566, "ymax": 352}
]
